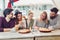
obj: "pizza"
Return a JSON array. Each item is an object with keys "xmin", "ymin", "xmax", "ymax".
[
  {"xmin": 39, "ymin": 28, "xmax": 51, "ymax": 32},
  {"xmin": 18, "ymin": 29, "xmax": 31, "ymax": 34}
]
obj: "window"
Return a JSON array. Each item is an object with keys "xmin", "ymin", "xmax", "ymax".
[{"xmin": 0, "ymin": 0, "xmax": 3, "ymax": 12}]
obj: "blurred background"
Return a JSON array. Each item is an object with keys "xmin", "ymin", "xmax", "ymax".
[{"xmin": 0, "ymin": 0, "xmax": 60, "ymax": 18}]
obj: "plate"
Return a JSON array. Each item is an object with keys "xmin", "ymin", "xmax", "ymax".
[
  {"xmin": 39, "ymin": 28, "xmax": 51, "ymax": 33},
  {"xmin": 18, "ymin": 29, "xmax": 31, "ymax": 34}
]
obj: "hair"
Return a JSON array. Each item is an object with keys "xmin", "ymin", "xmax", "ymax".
[
  {"xmin": 15, "ymin": 11, "xmax": 22, "ymax": 24},
  {"xmin": 3, "ymin": 8, "xmax": 13, "ymax": 17},
  {"xmin": 50, "ymin": 7, "xmax": 59, "ymax": 14},
  {"xmin": 42, "ymin": 11, "xmax": 47, "ymax": 20},
  {"xmin": 15, "ymin": 11, "xmax": 22, "ymax": 18},
  {"xmin": 28, "ymin": 12, "xmax": 33, "ymax": 15},
  {"xmin": 41, "ymin": 11, "xmax": 49, "ymax": 24}
]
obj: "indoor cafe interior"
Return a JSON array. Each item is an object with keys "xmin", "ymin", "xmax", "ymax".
[{"xmin": 0, "ymin": 0, "xmax": 60, "ymax": 40}]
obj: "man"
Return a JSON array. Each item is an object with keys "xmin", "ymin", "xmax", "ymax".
[
  {"xmin": 0, "ymin": 8, "xmax": 15, "ymax": 32},
  {"xmin": 49, "ymin": 7, "xmax": 60, "ymax": 29}
]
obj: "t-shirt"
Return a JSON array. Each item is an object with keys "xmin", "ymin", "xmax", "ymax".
[
  {"xmin": 49, "ymin": 15, "xmax": 60, "ymax": 29},
  {"xmin": 0, "ymin": 17, "xmax": 15, "ymax": 32},
  {"xmin": 35, "ymin": 19, "xmax": 49, "ymax": 28}
]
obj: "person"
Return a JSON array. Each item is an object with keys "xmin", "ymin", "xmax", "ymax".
[
  {"xmin": 25, "ymin": 11, "xmax": 35, "ymax": 29},
  {"xmin": 11, "ymin": 10, "xmax": 35, "ymax": 31},
  {"xmin": 0, "ymin": 8, "xmax": 15, "ymax": 32},
  {"xmin": 35, "ymin": 11, "xmax": 49, "ymax": 29},
  {"xmin": 49, "ymin": 7, "xmax": 60, "ymax": 30},
  {"xmin": 14, "ymin": 11, "xmax": 26, "ymax": 31}
]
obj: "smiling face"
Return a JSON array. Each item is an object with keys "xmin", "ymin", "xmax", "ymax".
[
  {"xmin": 28, "ymin": 13, "xmax": 33, "ymax": 20},
  {"xmin": 40, "ymin": 12, "xmax": 47, "ymax": 20},
  {"xmin": 50, "ymin": 12, "xmax": 57, "ymax": 19},
  {"xmin": 50, "ymin": 7, "xmax": 58, "ymax": 19},
  {"xmin": 7, "ymin": 11, "xmax": 13, "ymax": 19},
  {"xmin": 17, "ymin": 13, "xmax": 22, "ymax": 21}
]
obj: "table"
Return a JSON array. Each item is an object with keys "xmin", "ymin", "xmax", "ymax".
[
  {"xmin": 0, "ymin": 30, "xmax": 60, "ymax": 40},
  {"xmin": 34, "ymin": 30, "xmax": 60, "ymax": 40}
]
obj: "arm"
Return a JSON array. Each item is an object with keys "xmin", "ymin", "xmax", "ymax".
[
  {"xmin": 48, "ymin": 21, "xmax": 60, "ymax": 30},
  {"xmin": 4, "ymin": 28, "xmax": 12, "ymax": 32},
  {"xmin": 4, "ymin": 19, "xmax": 16, "ymax": 32},
  {"xmin": 34, "ymin": 19, "xmax": 39, "ymax": 30},
  {"xmin": 0, "ymin": 17, "xmax": 11, "ymax": 32},
  {"xmin": 52, "ymin": 20, "xmax": 60, "ymax": 29},
  {"xmin": 13, "ymin": 20, "xmax": 26, "ymax": 31},
  {"xmin": 49, "ymin": 15, "xmax": 60, "ymax": 29},
  {"xmin": 0, "ymin": 17, "xmax": 4, "ymax": 32}
]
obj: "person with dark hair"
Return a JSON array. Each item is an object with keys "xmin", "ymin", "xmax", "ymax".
[
  {"xmin": 0, "ymin": 8, "xmax": 15, "ymax": 32},
  {"xmin": 3, "ymin": 8, "xmax": 13, "ymax": 17},
  {"xmin": 48, "ymin": 7, "xmax": 60, "ymax": 30},
  {"xmin": 13, "ymin": 11, "xmax": 26, "ymax": 31}
]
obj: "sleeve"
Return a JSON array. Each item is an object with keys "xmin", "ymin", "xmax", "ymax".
[
  {"xmin": 45, "ymin": 20, "xmax": 50, "ymax": 28},
  {"xmin": 52, "ymin": 16, "xmax": 60, "ymax": 29},
  {"xmin": 22, "ymin": 19, "xmax": 26, "ymax": 28},
  {"xmin": 10, "ymin": 18, "xmax": 16, "ymax": 28},
  {"xmin": 32, "ymin": 19, "xmax": 36, "ymax": 29},
  {"xmin": 34, "ymin": 19, "xmax": 39, "ymax": 27},
  {"xmin": 53, "ymin": 20, "xmax": 60, "ymax": 29},
  {"xmin": 49, "ymin": 20, "xmax": 60, "ymax": 30},
  {"xmin": 0, "ymin": 17, "xmax": 4, "ymax": 32}
]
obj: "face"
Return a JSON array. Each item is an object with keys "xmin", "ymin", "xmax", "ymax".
[
  {"xmin": 8, "ymin": 12, "xmax": 13, "ymax": 19},
  {"xmin": 17, "ymin": 14, "xmax": 22, "ymax": 21},
  {"xmin": 28, "ymin": 14, "xmax": 33, "ymax": 19},
  {"xmin": 50, "ymin": 12, "xmax": 56, "ymax": 19},
  {"xmin": 40, "ymin": 13, "xmax": 46, "ymax": 20}
]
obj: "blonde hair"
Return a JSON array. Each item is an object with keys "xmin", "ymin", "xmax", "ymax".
[
  {"xmin": 40, "ymin": 11, "xmax": 49, "ymax": 24},
  {"xmin": 28, "ymin": 10, "xmax": 33, "ymax": 15},
  {"xmin": 28, "ymin": 12, "xmax": 33, "ymax": 15}
]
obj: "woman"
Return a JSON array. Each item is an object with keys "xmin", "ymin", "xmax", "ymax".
[
  {"xmin": 0, "ymin": 8, "xmax": 15, "ymax": 32},
  {"xmin": 14, "ymin": 11, "xmax": 26, "ymax": 31},
  {"xmin": 26, "ymin": 11, "xmax": 34, "ymax": 29},
  {"xmin": 35, "ymin": 11, "xmax": 49, "ymax": 29}
]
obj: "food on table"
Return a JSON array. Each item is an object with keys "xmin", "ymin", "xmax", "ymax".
[
  {"xmin": 39, "ymin": 27, "xmax": 51, "ymax": 32},
  {"xmin": 18, "ymin": 29, "xmax": 31, "ymax": 34}
]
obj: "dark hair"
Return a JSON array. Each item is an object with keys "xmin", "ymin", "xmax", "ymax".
[
  {"xmin": 15, "ymin": 11, "xmax": 22, "ymax": 24},
  {"xmin": 3, "ymin": 8, "xmax": 13, "ymax": 17},
  {"xmin": 50, "ymin": 7, "xmax": 59, "ymax": 14},
  {"xmin": 15, "ymin": 11, "xmax": 22, "ymax": 18}
]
